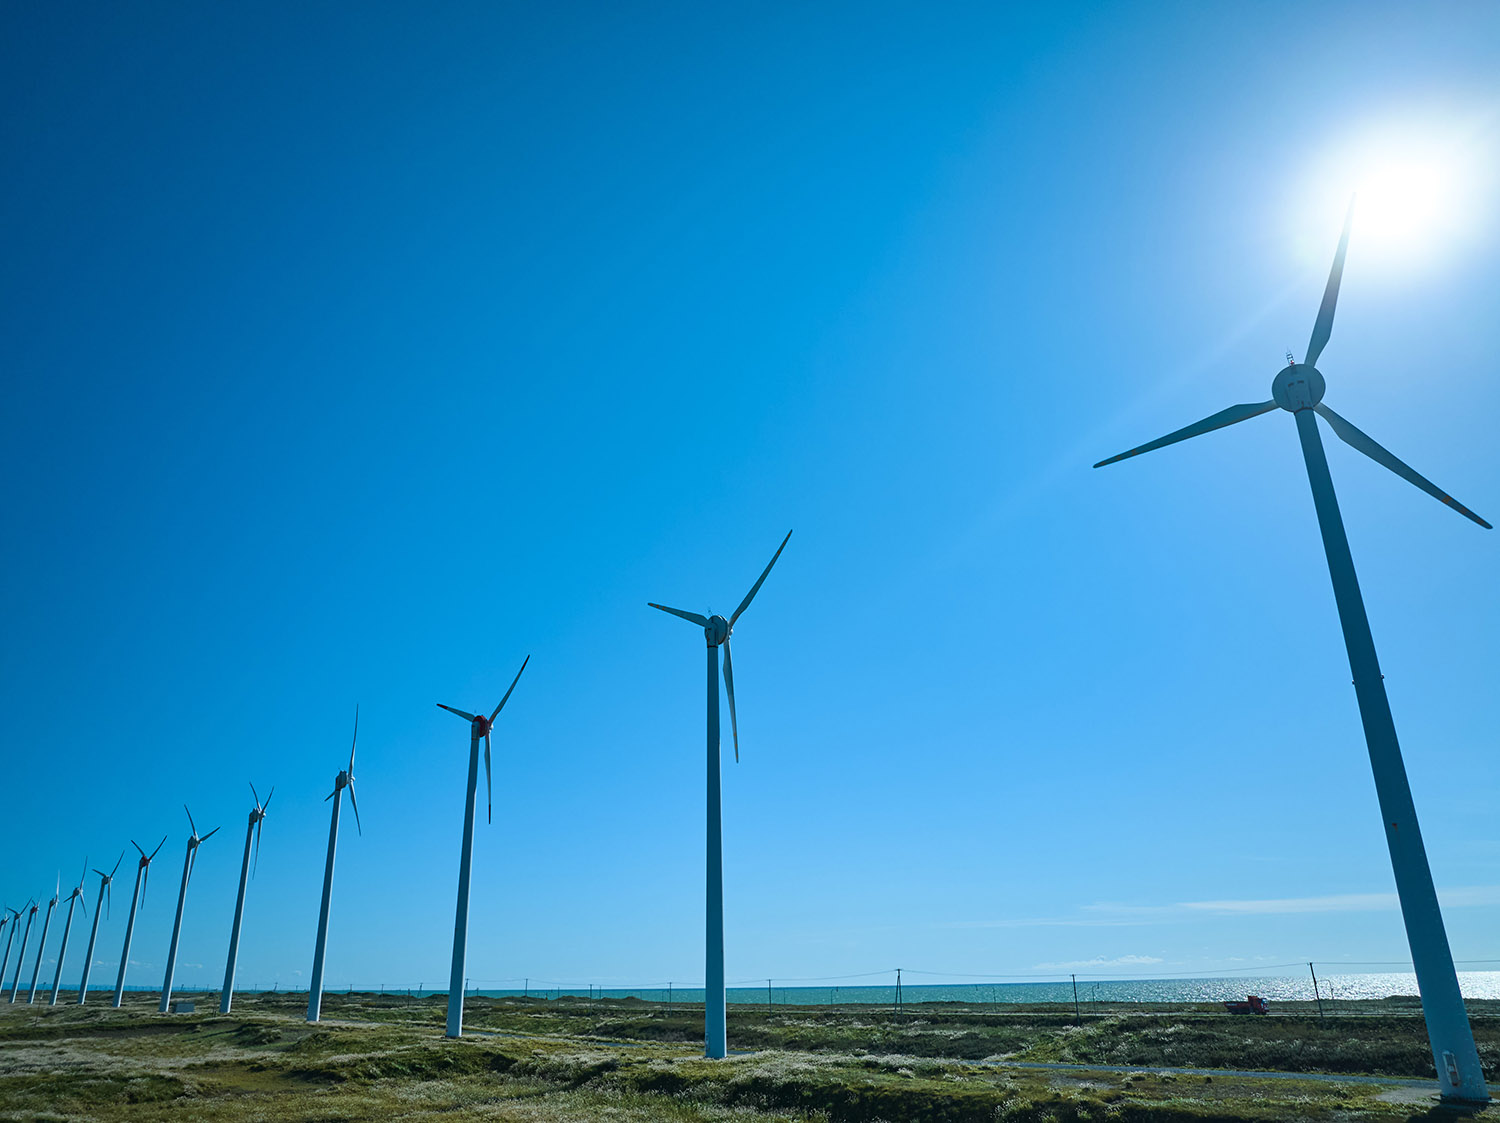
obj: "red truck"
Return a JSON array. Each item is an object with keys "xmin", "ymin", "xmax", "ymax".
[{"xmin": 1224, "ymin": 995, "xmax": 1270, "ymax": 1015}]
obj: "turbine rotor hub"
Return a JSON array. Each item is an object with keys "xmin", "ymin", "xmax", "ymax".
[
  {"xmin": 1272, "ymin": 363, "xmax": 1326, "ymax": 411},
  {"xmin": 704, "ymin": 615, "xmax": 730, "ymax": 646},
  {"xmin": 474, "ymin": 715, "xmax": 492, "ymax": 736}
]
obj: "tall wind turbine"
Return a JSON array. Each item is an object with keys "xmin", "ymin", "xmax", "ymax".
[
  {"xmin": 6, "ymin": 902, "xmax": 35, "ymax": 1002},
  {"xmin": 160, "ymin": 807, "xmax": 220, "ymax": 1012},
  {"xmin": 437, "ymin": 655, "xmax": 530, "ymax": 1038},
  {"xmin": 1094, "ymin": 203, "xmax": 1491, "ymax": 1103},
  {"xmin": 49, "ymin": 861, "xmax": 89, "ymax": 1005},
  {"xmin": 77, "ymin": 854, "xmax": 123, "ymax": 1004},
  {"xmin": 26, "ymin": 880, "xmax": 61, "ymax": 1003},
  {"xmin": 113, "ymin": 837, "xmax": 167, "ymax": 1007},
  {"xmin": 308, "ymin": 708, "xmax": 361, "ymax": 1024},
  {"xmin": 221, "ymin": 783, "xmax": 272, "ymax": 1013},
  {"xmin": 649, "ymin": 529, "xmax": 792, "ymax": 1059},
  {"xmin": 0, "ymin": 911, "xmax": 12, "ymax": 988}
]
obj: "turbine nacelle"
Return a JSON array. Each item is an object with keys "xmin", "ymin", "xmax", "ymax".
[
  {"xmin": 1272, "ymin": 363, "xmax": 1326, "ymax": 412},
  {"xmin": 704, "ymin": 615, "xmax": 730, "ymax": 647}
]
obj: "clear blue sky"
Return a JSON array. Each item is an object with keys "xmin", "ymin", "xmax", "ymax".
[{"xmin": 3, "ymin": 2, "xmax": 1498, "ymax": 993}]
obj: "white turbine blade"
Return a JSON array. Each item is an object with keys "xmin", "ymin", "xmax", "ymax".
[
  {"xmin": 200, "ymin": 825, "xmax": 220, "ymax": 842},
  {"xmin": 484, "ymin": 731, "xmax": 492, "ymax": 825},
  {"xmin": 731, "ymin": 530, "xmax": 793, "ymax": 625},
  {"xmin": 1094, "ymin": 401, "xmax": 1278, "ymax": 468},
  {"xmin": 148, "ymin": 836, "xmax": 167, "ymax": 861},
  {"xmin": 324, "ymin": 788, "xmax": 337, "ymax": 802},
  {"xmin": 184, "ymin": 805, "xmax": 198, "ymax": 838},
  {"xmin": 262, "ymin": 786, "xmax": 275, "ymax": 813},
  {"xmin": 437, "ymin": 703, "xmax": 477, "ymax": 722},
  {"xmin": 249, "ymin": 781, "xmax": 261, "ymax": 808},
  {"xmin": 348, "ymin": 704, "xmax": 359, "ymax": 774},
  {"xmin": 490, "ymin": 654, "xmax": 531, "ymax": 722},
  {"xmin": 110, "ymin": 851, "xmax": 124, "ymax": 878},
  {"xmin": 131, "ymin": 840, "xmax": 145, "ymax": 859},
  {"xmin": 1306, "ymin": 196, "xmax": 1355, "ymax": 367},
  {"xmin": 648, "ymin": 603, "xmax": 710, "ymax": 627},
  {"xmin": 722, "ymin": 638, "xmax": 740, "ymax": 763},
  {"xmin": 348, "ymin": 784, "xmax": 363, "ymax": 836},
  {"xmin": 1315, "ymin": 404, "xmax": 1492, "ymax": 529}
]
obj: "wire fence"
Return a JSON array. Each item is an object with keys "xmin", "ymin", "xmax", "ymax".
[{"xmin": 114, "ymin": 958, "xmax": 1500, "ymax": 1015}]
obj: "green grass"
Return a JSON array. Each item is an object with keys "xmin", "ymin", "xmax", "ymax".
[{"xmin": 0, "ymin": 991, "xmax": 1486, "ymax": 1121}]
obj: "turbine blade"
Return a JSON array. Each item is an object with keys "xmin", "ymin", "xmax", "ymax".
[
  {"xmin": 324, "ymin": 789, "xmax": 336, "ymax": 802},
  {"xmin": 262, "ymin": 786, "xmax": 274, "ymax": 813},
  {"xmin": 253, "ymin": 817, "xmax": 263, "ymax": 878},
  {"xmin": 249, "ymin": 781, "xmax": 261, "ymax": 808},
  {"xmin": 79, "ymin": 893, "xmax": 87, "ymax": 918},
  {"xmin": 1093, "ymin": 401, "xmax": 1278, "ymax": 468},
  {"xmin": 731, "ymin": 530, "xmax": 793, "ymax": 625},
  {"xmin": 201, "ymin": 826, "xmax": 220, "ymax": 842},
  {"xmin": 490, "ymin": 654, "xmax": 531, "ymax": 722},
  {"xmin": 1314, "ymin": 404, "xmax": 1492, "ymax": 529},
  {"xmin": 1306, "ymin": 196, "xmax": 1356, "ymax": 367},
  {"xmin": 348, "ymin": 784, "xmax": 363, "ymax": 836},
  {"xmin": 149, "ymin": 836, "xmax": 166, "ymax": 861},
  {"xmin": 131, "ymin": 840, "xmax": 145, "ymax": 859},
  {"xmin": 437, "ymin": 703, "xmax": 477, "ymax": 721},
  {"xmin": 722, "ymin": 639, "xmax": 740, "ymax": 763},
  {"xmin": 348, "ymin": 704, "xmax": 359, "ymax": 774},
  {"xmin": 484, "ymin": 731, "xmax": 492, "ymax": 825},
  {"xmin": 184, "ymin": 805, "xmax": 197, "ymax": 838},
  {"xmin": 648, "ymin": 603, "xmax": 710, "ymax": 627},
  {"xmin": 110, "ymin": 851, "xmax": 123, "ymax": 878}
]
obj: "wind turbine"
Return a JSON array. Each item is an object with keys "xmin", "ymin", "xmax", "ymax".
[
  {"xmin": 160, "ymin": 807, "xmax": 220, "ymax": 1012},
  {"xmin": 49, "ymin": 861, "xmax": 89, "ymax": 1005},
  {"xmin": 221, "ymin": 783, "xmax": 273, "ymax": 1014},
  {"xmin": 308, "ymin": 708, "xmax": 360, "ymax": 1024},
  {"xmin": 649, "ymin": 529, "xmax": 792, "ymax": 1058},
  {"xmin": 26, "ymin": 880, "xmax": 61, "ymax": 1003},
  {"xmin": 436, "ymin": 654, "xmax": 530, "ymax": 1038},
  {"xmin": 77, "ymin": 854, "xmax": 123, "ymax": 1004},
  {"xmin": 1094, "ymin": 203, "xmax": 1490, "ymax": 1103},
  {"xmin": 113, "ymin": 837, "xmax": 167, "ymax": 1007},
  {"xmin": 6, "ymin": 903, "xmax": 35, "ymax": 1002},
  {"xmin": 0, "ymin": 912, "xmax": 11, "ymax": 987}
]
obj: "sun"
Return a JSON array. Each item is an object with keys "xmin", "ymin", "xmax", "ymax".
[{"xmin": 1292, "ymin": 115, "xmax": 1494, "ymax": 272}]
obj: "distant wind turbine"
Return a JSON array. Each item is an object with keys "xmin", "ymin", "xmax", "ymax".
[
  {"xmin": 48, "ymin": 860, "xmax": 89, "ymax": 1005},
  {"xmin": 26, "ymin": 880, "xmax": 61, "ymax": 1003},
  {"xmin": 649, "ymin": 529, "xmax": 792, "ymax": 1058},
  {"xmin": 308, "ymin": 708, "xmax": 361, "ymax": 1024},
  {"xmin": 1094, "ymin": 202, "xmax": 1490, "ymax": 1104},
  {"xmin": 437, "ymin": 654, "xmax": 530, "ymax": 1038},
  {"xmin": 6, "ymin": 902, "xmax": 35, "ymax": 1002},
  {"xmin": 221, "ymin": 783, "xmax": 273, "ymax": 1014},
  {"xmin": 113, "ymin": 837, "xmax": 167, "ymax": 1007},
  {"xmin": 160, "ymin": 807, "xmax": 220, "ymax": 1012},
  {"xmin": 77, "ymin": 854, "xmax": 123, "ymax": 1004}
]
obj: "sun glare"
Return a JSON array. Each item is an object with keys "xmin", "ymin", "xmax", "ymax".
[{"xmin": 1293, "ymin": 116, "xmax": 1495, "ymax": 272}]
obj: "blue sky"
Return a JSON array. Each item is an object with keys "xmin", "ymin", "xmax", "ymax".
[{"xmin": 3, "ymin": 2, "xmax": 1499, "ymax": 994}]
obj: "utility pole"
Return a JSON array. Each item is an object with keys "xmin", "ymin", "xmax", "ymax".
[
  {"xmin": 1072, "ymin": 974, "xmax": 1081, "ymax": 1025},
  {"xmin": 667, "ymin": 982, "xmax": 672, "ymax": 1013},
  {"xmin": 895, "ymin": 968, "xmax": 902, "ymax": 1019},
  {"xmin": 1309, "ymin": 963, "xmax": 1326, "ymax": 1026},
  {"xmin": 767, "ymin": 979, "xmax": 772, "ymax": 1013}
]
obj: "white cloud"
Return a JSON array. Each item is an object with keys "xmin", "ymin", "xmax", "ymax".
[{"xmin": 1033, "ymin": 954, "xmax": 1165, "ymax": 971}]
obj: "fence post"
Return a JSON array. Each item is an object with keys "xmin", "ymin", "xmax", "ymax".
[{"xmin": 1072, "ymin": 974, "xmax": 1080, "ymax": 1025}]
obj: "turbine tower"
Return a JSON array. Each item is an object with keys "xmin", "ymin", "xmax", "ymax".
[
  {"xmin": 0, "ymin": 912, "xmax": 12, "ymax": 987},
  {"xmin": 1094, "ymin": 203, "xmax": 1490, "ymax": 1103},
  {"xmin": 160, "ymin": 807, "xmax": 220, "ymax": 1012},
  {"xmin": 49, "ymin": 861, "xmax": 89, "ymax": 1005},
  {"xmin": 26, "ymin": 881, "xmax": 61, "ymax": 1003},
  {"xmin": 649, "ymin": 529, "xmax": 792, "ymax": 1058},
  {"xmin": 6, "ymin": 902, "xmax": 36, "ymax": 1002},
  {"xmin": 77, "ymin": 854, "xmax": 123, "ymax": 1004},
  {"xmin": 437, "ymin": 654, "xmax": 530, "ymax": 1038},
  {"xmin": 308, "ymin": 708, "xmax": 361, "ymax": 1023},
  {"xmin": 113, "ymin": 837, "xmax": 167, "ymax": 1007},
  {"xmin": 221, "ymin": 783, "xmax": 272, "ymax": 1013}
]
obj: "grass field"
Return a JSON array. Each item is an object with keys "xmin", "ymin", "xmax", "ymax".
[{"xmin": 0, "ymin": 991, "xmax": 1492, "ymax": 1121}]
